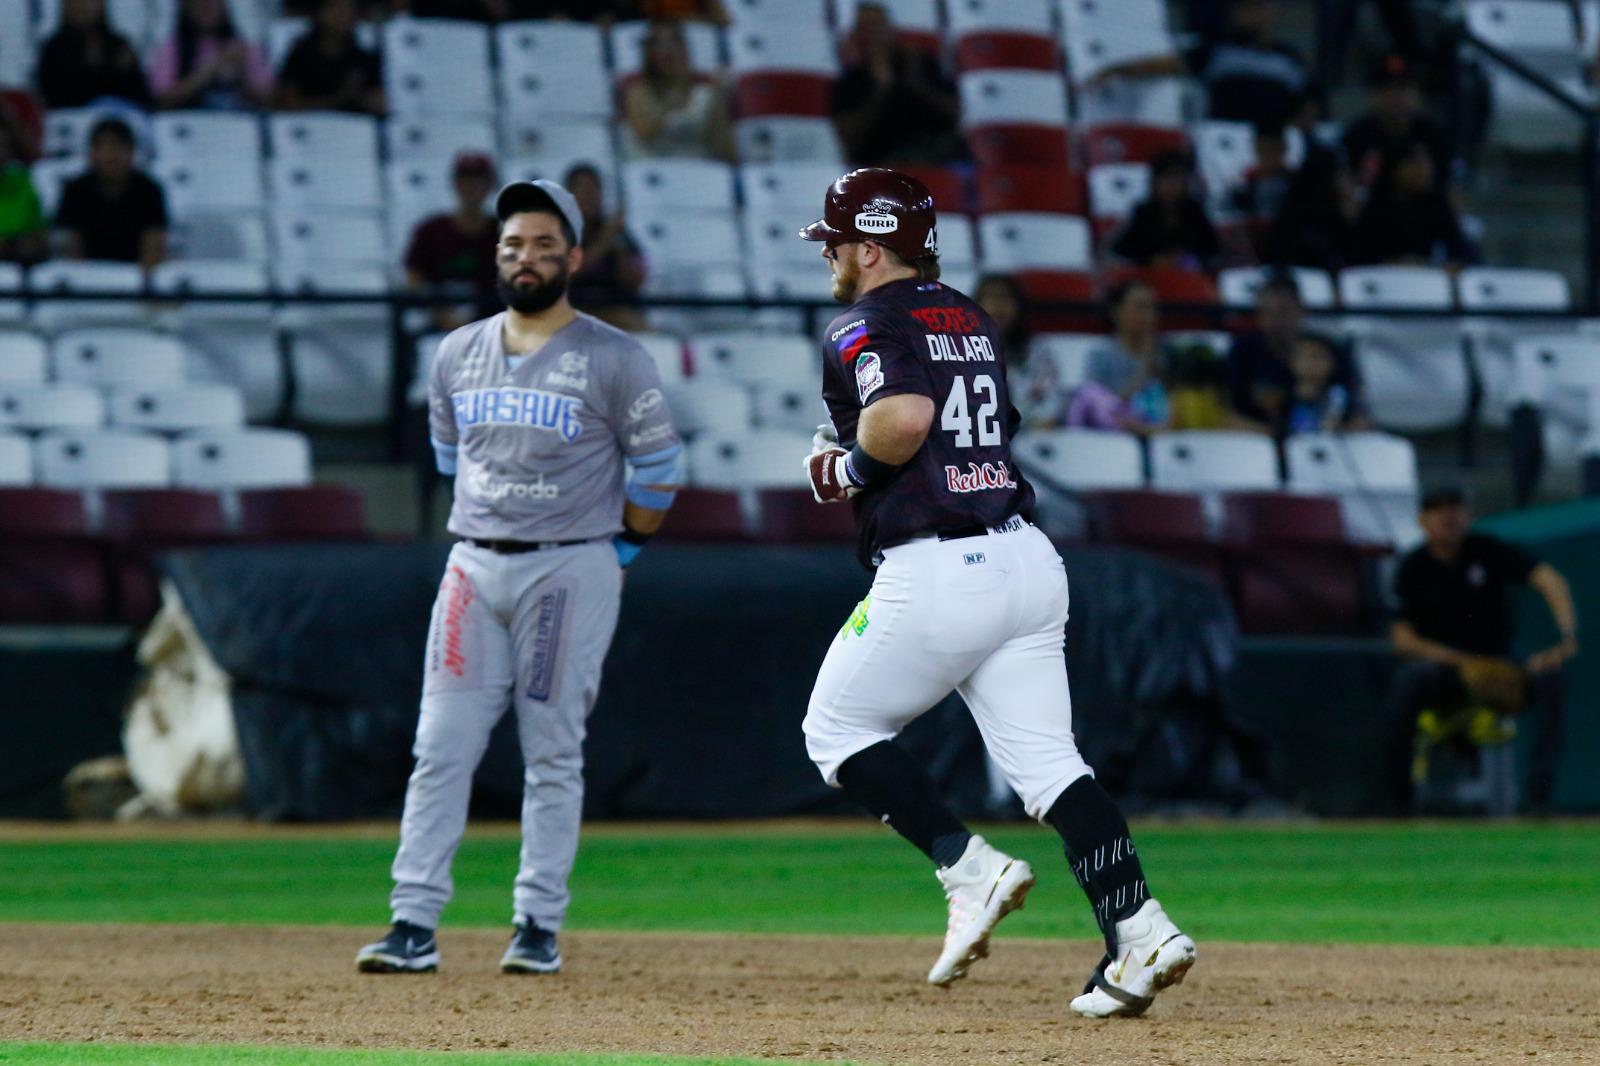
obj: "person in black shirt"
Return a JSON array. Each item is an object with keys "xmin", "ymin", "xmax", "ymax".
[
  {"xmin": 797, "ymin": 168, "xmax": 1196, "ymax": 1018},
  {"xmin": 1109, "ymin": 150, "xmax": 1220, "ymax": 270},
  {"xmin": 55, "ymin": 118, "xmax": 169, "ymax": 271},
  {"xmin": 1348, "ymin": 139, "xmax": 1474, "ymax": 268},
  {"xmin": 1342, "ymin": 54, "xmax": 1454, "ymax": 195},
  {"xmin": 35, "ymin": 0, "xmax": 152, "ymax": 110},
  {"xmin": 1387, "ymin": 487, "xmax": 1578, "ymax": 812},
  {"xmin": 1225, "ymin": 272, "xmax": 1364, "ymax": 435},
  {"xmin": 830, "ymin": 2, "xmax": 961, "ymax": 167},
  {"xmin": 274, "ymin": 0, "xmax": 386, "ymax": 115}
]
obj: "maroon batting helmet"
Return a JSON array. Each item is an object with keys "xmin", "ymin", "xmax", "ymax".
[{"xmin": 798, "ymin": 167, "xmax": 939, "ymax": 263}]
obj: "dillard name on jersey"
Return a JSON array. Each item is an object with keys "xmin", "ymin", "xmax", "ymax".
[{"xmin": 924, "ymin": 334, "xmax": 998, "ymax": 362}]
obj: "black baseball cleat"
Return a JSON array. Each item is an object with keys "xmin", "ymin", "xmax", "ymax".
[
  {"xmin": 355, "ymin": 920, "xmax": 440, "ymax": 973},
  {"xmin": 500, "ymin": 916, "xmax": 562, "ymax": 974}
]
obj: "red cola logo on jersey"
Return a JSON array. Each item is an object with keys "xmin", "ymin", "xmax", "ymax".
[
  {"xmin": 908, "ymin": 306, "xmax": 982, "ymax": 334},
  {"xmin": 945, "ymin": 461, "xmax": 1018, "ymax": 494},
  {"xmin": 442, "ymin": 565, "xmax": 474, "ymax": 677}
]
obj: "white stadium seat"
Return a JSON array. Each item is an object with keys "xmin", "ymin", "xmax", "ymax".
[
  {"xmin": 27, "ymin": 261, "xmax": 147, "ymax": 331},
  {"xmin": 0, "ymin": 1, "xmax": 30, "ymax": 89},
  {"xmin": 383, "ymin": 18, "xmax": 494, "ymax": 116},
  {"xmin": 1029, "ymin": 334, "xmax": 1101, "ymax": 394},
  {"xmin": 740, "ymin": 210, "xmax": 819, "ymax": 270},
  {"xmin": 959, "ymin": 70, "xmax": 1069, "ymax": 128},
  {"xmin": 1285, "ymin": 431, "xmax": 1421, "ymax": 548},
  {"xmin": 977, "ymin": 213, "xmax": 1092, "ymax": 272},
  {"xmin": 621, "ymin": 160, "xmax": 737, "ymax": 214},
  {"xmin": 35, "ymin": 429, "xmax": 171, "ymax": 489},
  {"xmin": 149, "ymin": 260, "xmax": 273, "ymax": 323},
  {"xmin": 740, "ymin": 162, "xmax": 842, "ymax": 216},
  {"xmin": 728, "ymin": 22, "xmax": 839, "ymax": 76},
  {"xmin": 268, "ymin": 154, "xmax": 382, "ymax": 211},
  {"xmin": 0, "ymin": 434, "xmax": 29, "ymax": 485},
  {"xmin": 688, "ymin": 430, "xmax": 812, "ymax": 489},
  {"xmin": 1510, "ymin": 334, "xmax": 1600, "ymax": 416},
  {"xmin": 496, "ymin": 20, "xmax": 612, "ymax": 120},
  {"xmin": 1456, "ymin": 267, "xmax": 1572, "ymax": 312},
  {"xmin": 384, "ymin": 115, "xmax": 497, "ymax": 166},
  {"xmin": 1339, "ymin": 267, "xmax": 1465, "ymax": 432},
  {"xmin": 631, "ymin": 332, "xmax": 688, "ymax": 386},
  {"xmin": 108, "ymin": 385, "xmax": 247, "ymax": 433},
  {"xmin": 500, "ymin": 121, "xmax": 618, "ymax": 199},
  {"xmin": 151, "ymin": 112, "xmax": 262, "ymax": 171},
  {"xmin": 272, "ymin": 211, "xmax": 389, "ymax": 268},
  {"xmin": 1088, "ymin": 163, "xmax": 1151, "ymax": 228},
  {"xmin": 751, "ymin": 382, "xmax": 829, "ymax": 435},
  {"xmin": 51, "ymin": 329, "xmax": 187, "ymax": 390},
  {"xmin": 151, "ymin": 260, "xmax": 281, "ymax": 423},
  {"xmin": 1060, "ymin": 0, "xmax": 1176, "ymax": 86},
  {"xmin": 28, "ymin": 158, "xmax": 79, "ymax": 220},
  {"xmin": 687, "ymin": 331, "xmax": 818, "ymax": 389},
  {"xmin": 747, "ymin": 263, "xmax": 838, "ymax": 302},
  {"xmin": 156, "ymin": 154, "xmax": 266, "ymax": 215},
  {"xmin": 0, "ymin": 331, "xmax": 49, "ymax": 383},
  {"xmin": 1149, "ymin": 431, "xmax": 1279, "ymax": 492},
  {"xmin": 1012, "ymin": 428, "xmax": 1143, "ymax": 490},
  {"xmin": 1466, "ymin": 0, "xmax": 1589, "ymax": 150},
  {"xmin": 170, "ymin": 213, "xmax": 271, "ymax": 261},
  {"xmin": 934, "ymin": 214, "xmax": 978, "ymax": 270},
  {"xmin": 42, "ymin": 107, "xmax": 111, "ymax": 160},
  {"xmin": 663, "ymin": 380, "xmax": 756, "ymax": 437},
  {"xmin": 172, "ymin": 429, "xmax": 313, "ymax": 489},
  {"xmin": 947, "ymin": 0, "xmax": 1053, "ymax": 34},
  {"xmin": 1338, "ymin": 266, "xmax": 1453, "ymax": 310},
  {"xmin": 1218, "ymin": 266, "xmax": 1337, "ymax": 310},
  {"xmin": 268, "ymin": 112, "xmax": 381, "ymax": 168},
  {"xmin": 272, "ymin": 268, "xmax": 391, "ymax": 425},
  {"xmin": 1457, "ymin": 269, "xmax": 1573, "ymax": 428},
  {"xmin": 724, "ymin": 0, "xmax": 828, "ymax": 27},
  {"xmin": 631, "ymin": 213, "xmax": 745, "ymax": 298},
  {"xmin": 0, "ymin": 385, "xmax": 106, "ymax": 431},
  {"xmin": 0, "ymin": 264, "xmax": 22, "ymax": 323},
  {"xmin": 734, "ymin": 117, "xmax": 844, "ymax": 164},
  {"xmin": 610, "ymin": 19, "xmax": 723, "ymax": 77}
]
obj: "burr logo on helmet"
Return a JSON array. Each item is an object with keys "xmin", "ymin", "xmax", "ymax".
[{"xmin": 855, "ymin": 210, "xmax": 899, "ymax": 234}]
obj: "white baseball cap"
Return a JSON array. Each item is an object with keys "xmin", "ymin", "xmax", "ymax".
[{"xmin": 495, "ymin": 179, "xmax": 584, "ymax": 245}]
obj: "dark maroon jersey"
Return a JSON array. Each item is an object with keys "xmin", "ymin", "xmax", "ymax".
[{"xmin": 819, "ymin": 277, "xmax": 1036, "ymax": 566}]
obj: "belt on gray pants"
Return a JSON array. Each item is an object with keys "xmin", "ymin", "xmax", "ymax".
[{"xmin": 467, "ymin": 537, "xmax": 597, "ymax": 554}]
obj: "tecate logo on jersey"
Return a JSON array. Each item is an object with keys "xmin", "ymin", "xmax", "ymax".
[
  {"xmin": 469, "ymin": 467, "xmax": 560, "ymax": 501},
  {"xmin": 945, "ymin": 461, "xmax": 1018, "ymax": 494},
  {"xmin": 453, "ymin": 387, "xmax": 584, "ymax": 442},
  {"xmin": 854, "ymin": 210, "xmax": 899, "ymax": 234}
]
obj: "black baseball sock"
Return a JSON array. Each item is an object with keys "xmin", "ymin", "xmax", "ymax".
[
  {"xmin": 836, "ymin": 741, "xmax": 972, "ymax": 867},
  {"xmin": 1046, "ymin": 776, "xmax": 1150, "ymax": 953}
]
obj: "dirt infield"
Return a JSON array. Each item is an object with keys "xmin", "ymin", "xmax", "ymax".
[{"xmin": 2, "ymin": 925, "xmax": 1597, "ymax": 1065}]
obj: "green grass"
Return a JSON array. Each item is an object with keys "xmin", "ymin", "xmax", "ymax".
[
  {"xmin": 0, "ymin": 1045, "xmax": 841, "ymax": 1066},
  {"xmin": 3, "ymin": 822, "xmax": 1599, "ymax": 947}
]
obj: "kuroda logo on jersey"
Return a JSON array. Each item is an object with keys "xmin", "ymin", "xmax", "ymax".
[
  {"xmin": 453, "ymin": 387, "xmax": 583, "ymax": 441},
  {"xmin": 855, "ymin": 210, "xmax": 899, "ymax": 234}
]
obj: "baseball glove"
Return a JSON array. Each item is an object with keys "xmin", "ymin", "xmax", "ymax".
[{"xmin": 1458, "ymin": 657, "xmax": 1528, "ymax": 715}]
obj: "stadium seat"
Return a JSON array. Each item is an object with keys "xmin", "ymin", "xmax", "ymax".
[
  {"xmin": 0, "ymin": 385, "xmax": 106, "ymax": 431},
  {"xmin": 621, "ymin": 160, "xmax": 737, "ymax": 214},
  {"xmin": 610, "ymin": 19, "xmax": 723, "ymax": 78},
  {"xmin": 897, "ymin": 166, "xmax": 967, "ymax": 215},
  {"xmin": 0, "ymin": 2, "xmax": 30, "ymax": 89},
  {"xmin": 275, "ymin": 267, "xmax": 392, "ymax": 425},
  {"xmin": 931, "ymin": 213, "xmax": 978, "ymax": 268},
  {"xmin": 656, "ymin": 487, "xmax": 747, "ymax": 540},
  {"xmin": 269, "ymin": 112, "xmax": 379, "ymax": 167},
  {"xmin": 171, "ymin": 429, "xmax": 313, "ymax": 489},
  {"xmin": 1088, "ymin": 162, "xmax": 1151, "ymax": 237},
  {"xmin": 1149, "ymin": 430, "xmax": 1279, "ymax": 493},
  {"xmin": 1456, "ymin": 267, "xmax": 1571, "ymax": 311},
  {"xmin": 631, "ymin": 332, "xmax": 689, "ymax": 385},
  {"xmin": 976, "ymin": 165, "xmax": 1085, "ymax": 215},
  {"xmin": 152, "ymin": 111, "xmax": 262, "ymax": 172},
  {"xmin": 1029, "ymin": 333, "xmax": 1101, "ymax": 394},
  {"xmin": 383, "ymin": 18, "xmax": 494, "ymax": 116},
  {"xmin": 1190, "ymin": 120, "xmax": 1254, "ymax": 199},
  {"xmin": 748, "ymin": 262, "xmax": 838, "ymax": 302},
  {"xmin": 170, "ymin": 213, "xmax": 271, "ymax": 261},
  {"xmin": 1080, "ymin": 487, "xmax": 1227, "ymax": 586},
  {"xmin": 497, "ymin": 20, "xmax": 612, "ymax": 121},
  {"xmin": 663, "ymin": 380, "xmax": 756, "ymax": 437},
  {"xmin": 1466, "ymin": 0, "xmax": 1589, "ymax": 151},
  {"xmin": 735, "ymin": 73, "xmax": 833, "ymax": 119},
  {"xmin": 108, "ymin": 385, "xmax": 247, "ymax": 434},
  {"xmin": 725, "ymin": 0, "xmax": 829, "ymax": 28},
  {"xmin": 40, "ymin": 106, "xmax": 106, "ymax": 160},
  {"xmin": 0, "ymin": 487, "xmax": 107, "ymax": 623},
  {"xmin": 500, "ymin": 120, "xmax": 618, "ymax": 195},
  {"xmin": 1060, "ymin": 0, "xmax": 1176, "ymax": 86},
  {"xmin": 751, "ymin": 382, "xmax": 829, "ymax": 435},
  {"xmin": 1016, "ymin": 272, "xmax": 1102, "ymax": 332},
  {"xmin": 1011, "ymin": 428, "xmax": 1143, "ymax": 490},
  {"xmin": 385, "ymin": 162, "xmax": 453, "ymax": 256},
  {"xmin": 968, "ymin": 125, "xmax": 1072, "ymax": 166},
  {"xmin": 631, "ymin": 213, "xmax": 746, "ymax": 298},
  {"xmin": 27, "ymin": 261, "xmax": 147, "ymax": 331},
  {"xmin": 741, "ymin": 209, "xmax": 824, "ymax": 275},
  {"xmin": 734, "ymin": 116, "xmax": 844, "ymax": 163},
  {"xmin": 51, "ymin": 329, "xmax": 187, "ymax": 391},
  {"xmin": 959, "ymin": 71, "xmax": 1070, "ymax": 129},
  {"xmin": 28, "ymin": 157, "xmax": 79, "ymax": 219},
  {"xmin": 101, "ymin": 487, "xmax": 233, "ymax": 622},
  {"xmin": 1338, "ymin": 266, "xmax": 1454, "ymax": 310},
  {"xmin": 1284, "ymin": 431, "xmax": 1421, "ymax": 548},
  {"xmin": 1218, "ymin": 266, "xmax": 1337, "ymax": 310},
  {"xmin": 688, "ymin": 430, "xmax": 812, "ymax": 489},
  {"xmin": 1222, "ymin": 491, "xmax": 1371, "ymax": 635},
  {"xmin": 0, "ymin": 433, "xmax": 29, "ymax": 484},
  {"xmin": 0, "ymin": 264, "xmax": 22, "ymax": 323},
  {"xmin": 238, "ymin": 486, "xmax": 367, "ymax": 540},
  {"xmin": 0, "ymin": 331, "xmax": 48, "ymax": 383},
  {"xmin": 269, "ymin": 154, "xmax": 382, "ymax": 212},
  {"xmin": 150, "ymin": 261, "xmax": 282, "ymax": 423},
  {"xmin": 754, "ymin": 487, "xmax": 856, "ymax": 542},
  {"xmin": 1105, "ymin": 267, "xmax": 1220, "ymax": 329},
  {"xmin": 953, "ymin": 32, "xmax": 1060, "ymax": 73},
  {"xmin": 157, "ymin": 154, "xmax": 267, "ymax": 217},
  {"xmin": 977, "ymin": 213, "xmax": 1092, "ymax": 272},
  {"xmin": 34, "ymin": 429, "xmax": 171, "ymax": 489},
  {"xmin": 1457, "ymin": 269, "xmax": 1573, "ymax": 428},
  {"xmin": 741, "ymin": 161, "xmax": 848, "ymax": 216},
  {"xmin": 1340, "ymin": 268, "xmax": 1467, "ymax": 432},
  {"xmin": 1509, "ymin": 335, "xmax": 1600, "ymax": 432},
  {"xmin": 728, "ymin": 21, "xmax": 839, "ymax": 76},
  {"xmin": 687, "ymin": 331, "xmax": 818, "ymax": 389},
  {"xmin": 945, "ymin": 0, "xmax": 1052, "ymax": 33},
  {"xmin": 1080, "ymin": 123, "xmax": 1189, "ymax": 166},
  {"xmin": 271, "ymin": 210, "xmax": 389, "ymax": 269},
  {"xmin": 384, "ymin": 115, "xmax": 497, "ymax": 167}
]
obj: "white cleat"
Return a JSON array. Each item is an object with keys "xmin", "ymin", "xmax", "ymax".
[
  {"xmin": 1070, "ymin": 899, "xmax": 1196, "ymax": 1018},
  {"xmin": 926, "ymin": 835, "xmax": 1036, "ymax": 987}
]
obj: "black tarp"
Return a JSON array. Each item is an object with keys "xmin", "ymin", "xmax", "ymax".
[{"xmin": 158, "ymin": 541, "xmax": 1255, "ymax": 821}]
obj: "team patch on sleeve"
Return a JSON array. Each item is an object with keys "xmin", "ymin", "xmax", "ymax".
[{"xmin": 855, "ymin": 351, "xmax": 884, "ymax": 402}]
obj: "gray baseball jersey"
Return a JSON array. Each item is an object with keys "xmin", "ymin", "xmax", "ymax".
[{"xmin": 428, "ymin": 311, "xmax": 678, "ymax": 542}]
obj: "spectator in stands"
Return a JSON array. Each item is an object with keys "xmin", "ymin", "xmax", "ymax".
[
  {"xmin": 149, "ymin": 0, "xmax": 274, "ymax": 111},
  {"xmin": 1281, "ymin": 331, "xmax": 1370, "ymax": 434},
  {"xmin": 1070, "ymin": 280, "xmax": 1172, "ymax": 436},
  {"xmin": 1386, "ymin": 487, "xmax": 1577, "ymax": 813},
  {"xmin": 1110, "ymin": 150, "xmax": 1221, "ymax": 271},
  {"xmin": 1093, "ymin": 0, "xmax": 1307, "ymax": 127},
  {"xmin": 0, "ymin": 116, "xmax": 46, "ymax": 266},
  {"xmin": 1228, "ymin": 120, "xmax": 1294, "ymax": 259},
  {"xmin": 565, "ymin": 163, "xmax": 647, "ymax": 331},
  {"xmin": 976, "ymin": 274, "xmax": 1067, "ymax": 428},
  {"xmin": 1225, "ymin": 273, "xmax": 1364, "ymax": 436},
  {"xmin": 634, "ymin": 0, "xmax": 730, "ymax": 22},
  {"xmin": 1348, "ymin": 139, "xmax": 1474, "ymax": 268},
  {"xmin": 1342, "ymin": 54, "xmax": 1453, "ymax": 196},
  {"xmin": 55, "ymin": 117, "xmax": 168, "ymax": 271},
  {"xmin": 831, "ymin": 2, "xmax": 962, "ymax": 167},
  {"xmin": 0, "ymin": 91, "xmax": 44, "ymax": 163},
  {"xmin": 620, "ymin": 20, "xmax": 734, "ymax": 161},
  {"xmin": 35, "ymin": 0, "xmax": 152, "ymax": 110},
  {"xmin": 398, "ymin": 0, "xmax": 634, "ymax": 17},
  {"xmin": 274, "ymin": 0, "xmax": 386, "ymax": 116},
  {"xmin": 404, "ymin": 152, "xmax": 499, "ymax": 332}
]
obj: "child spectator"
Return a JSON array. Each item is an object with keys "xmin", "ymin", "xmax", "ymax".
[
  {"xmin": 831, "ymin": 2, "xmax": 962, "ymax": 167},
  {"xmin": 1348, "ymin": 139, "xmax": 1474, "ymax": 268},
  {"xmin": 620, "ymin": 21, "xmax": 733, "ymax": 161},
  {"xmin": 0, "ymin": 116, "xmax": 46, "ymax": 265},
  {"xmin": 403, "ymin": 152, "xmax": 499, "ymax": 331},
  {"xmin": 1226, "ymin": 273, "xmax": 1366, "ymax": 436},
  {"xmin": 1283, "ymin": 332, "xmax": 1371, "ymax": 435},
  {"xmin": 274, "ymin": 0, "xmax": 386, "ymax": 116},
  {"xmin": 150, "ymin": 0, "xmax": 274, "ymax": 111},
  {"xmin": 565, "ymin": 163, "xmax": 647, "ymax": 331},
  {"xmin": 55, "ymin": 117, "xmax": 169, "ymax": 271},
  {"xmin": 1110, "ymin": 150, "xmax": 1221, "ymax": 270},
  {"xmin": 36, "ymin": 0, "xmax": 151, "ymax": 110}
]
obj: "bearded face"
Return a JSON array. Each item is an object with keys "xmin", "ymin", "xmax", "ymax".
[
  {"xmin": 496, "ymin": 211, "xmax": 577, "ymax": 314},
  {"xmin": 827, "ymin": 242, "xmax": 862, "ymax": 304}
]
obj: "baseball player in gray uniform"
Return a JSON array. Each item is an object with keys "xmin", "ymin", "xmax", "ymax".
[{"xmin": 357, "ymin": 179, "xmax": 682, "ymax": 976}]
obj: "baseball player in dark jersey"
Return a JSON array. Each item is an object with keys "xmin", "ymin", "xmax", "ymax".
[
  {"xmin": 798, "ymin": 169, "xmax": 1196, "ymax": 1017},
  {"xmin": 356, "ymin": 179, "xmax": 682, "ymax": 976}
]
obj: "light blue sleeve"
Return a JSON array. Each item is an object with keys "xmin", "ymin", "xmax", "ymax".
[{"xmin": 624, "ymin": 443, "xmax": 683, "ymax": 510}]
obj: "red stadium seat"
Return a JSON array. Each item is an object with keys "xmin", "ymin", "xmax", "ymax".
[
  {"xmin": 0, "ymin": 488, "xmax": 108, "ymax": 623},
  {"xmin": 239, "ymin": 486, "xmax": 368, "ymax": 540},
  {"xmin": 1014, "ymin": 270, "xmax": 1102, "ymax": 333},
  {"xmin": 968, "ymin": 124, "xmax": 1071, "ymax": 167},
  {"xmin": 954, "ymin": 32, "xmax": 1060, "ymax": 73},
  {"xmin": 976, "ymin": 164, "xmax": 1086, "ymax": 215},
  {"xmin": 1080, "ymin": 489, "xmax": 1227, "ymax": 589},
  {"xmin": 1103, "ymin": 266, "xmax": 1219, "ymax": 330},
  {"xmin": 898, "ymin": 166, "xmax": 968, "ymax": 216},
  {"xmin": 101, "ymin": 489, "xmax": 232, "ymax": 624},
  {"xmin": 754, "ymin": 488, "xmax": 856, "ymax": 543},
  {"xmin": 657, "ymin": 488, "xmax": 747, "ymax": 540},
  {"xmin": 735, "ymin": 73, "xmax": 832, "ymax": 118},
  {"xmin": 1222, "ymin": 492, "xmax": 1374, "ymax": 635},
  {"xmin": 1081, "ymin": 124, "xmax": 1190, "ymax": 167}
]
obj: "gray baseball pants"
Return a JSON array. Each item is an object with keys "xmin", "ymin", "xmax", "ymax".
[{"xmin": 389, "ymin": 539, "xmax": 621, "ymax": 932}]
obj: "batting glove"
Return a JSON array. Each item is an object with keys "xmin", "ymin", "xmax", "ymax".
[
  {"xmin": 805, "ymin": 448, "xmax": 862, "ymax": 504},
  {"xmin": 810, "ymin": 422, "xmax": 840, "ymax": 457}
]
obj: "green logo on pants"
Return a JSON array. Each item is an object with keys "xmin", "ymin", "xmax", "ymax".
[{"xmin": 843, "ymin": 594, "xmax": 871, "ymax": 638}]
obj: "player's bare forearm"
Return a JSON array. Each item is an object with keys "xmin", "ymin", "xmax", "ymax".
[
  {"xmin": 1529, "ymin": 564, "xmax": 1577, "ymax": 641},
  {"xmin": 858, "ymin": 394, "xmax": 935, "ymax": 465},
  {"xmin": 623, "ymin": 499, "xmax": 668, "ymax": 536},
  {"xmin": 1390, "ymin": 621, "xmax": 1471, "ymax": 668}
]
